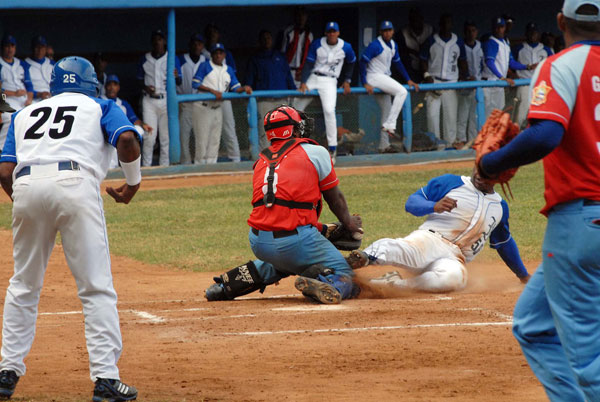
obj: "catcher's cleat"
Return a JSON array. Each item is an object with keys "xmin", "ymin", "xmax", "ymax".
[
  {"xmin": 0, "ymin": 370, "xmax": 18, "ymax": 400},
  {"xmin": 93, "ymin": 378, "xmax": 137, "ymax": 402},
  {"xmin": 370, "ymin": 271, "xmax": 403, "ymax": 286},
  {"xmin": 346, "ymin": 250, "xmax": 369, "ymax": 269},
  {"xmin": 205, "ymin": 283, "xmax": 227, "ymax": 301},
  {"xmin": 294, "ymin": 276, "xmax": 342, "ymax": 304}
]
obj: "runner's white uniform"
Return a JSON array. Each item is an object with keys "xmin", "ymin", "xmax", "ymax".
[
  {"xmin": 177, "ymin": 53, "xmax": 206, "ymax": 164},
  {"xmin": 0, "ymin": 92, "xmax": 139, "ymax": 380}
]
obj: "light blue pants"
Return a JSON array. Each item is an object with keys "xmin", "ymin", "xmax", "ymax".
[
  {"xmin": 249, "ymin": 225, "xmax": 352, "ymax": 286},
  {"xmin": 513, "ymin": 200, "xmax": 600, "ymax": 402}
]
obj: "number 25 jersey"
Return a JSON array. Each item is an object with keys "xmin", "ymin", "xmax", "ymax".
[{"xmin": 1, "ymin": 92, "xmax": 137, "ymax": 180}]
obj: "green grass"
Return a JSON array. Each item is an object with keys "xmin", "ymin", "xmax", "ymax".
[{"xmin": 0, "ymin": 162, "xmax": 548, "ymax": 272}]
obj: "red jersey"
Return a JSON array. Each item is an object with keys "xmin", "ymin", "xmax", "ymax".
[
  {"xmin": 527, "ymin": 42, "xmax": 600, "ymax": 215},
  {"xmin": 247, "ymin": 139, "xmax": 338, "ymax": 231}
]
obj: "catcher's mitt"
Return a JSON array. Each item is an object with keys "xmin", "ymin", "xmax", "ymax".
[
  {"xmin": 324, "ymin": 215, "xmax": 363, "ymax": 251},
  {"xmin": 473, "ymin": 109, "xmax": 520, "ymax": 198}
]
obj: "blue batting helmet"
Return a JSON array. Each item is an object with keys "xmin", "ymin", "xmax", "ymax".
[{"xmin": 50, "ymin": 56, "xmax": 100, "ymax": 97}]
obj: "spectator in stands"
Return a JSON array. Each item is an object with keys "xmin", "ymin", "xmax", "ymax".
[
  {"xmin": 420, "ymin": 13, "xmax": 466, "ymax": 148},
  {"xmin": 137, "ymin": 29, "xmax": 182, "ymax": 166},
  {"xmin": 481, "ymin": 17, "xmax": 530, "ymax": 119},
  {"xmin": 192, "ymin": 43, "xmax": 252, "ymax": 164},
  {"xmin": 294, "ymin": 21, "xmax": 356, "ymax": 162},
  {"xmin": 204, "ymin": 24, "xmax": 242, "ymax": 163},
  {"xmin": 246, "ymin": 30, "xmax": 296, "ymax": 151},
  {"xmin": 0, "ymin": 34, "xmax": 33, "ymax": 149},
  {"xmin": 514, "ymin": 22, "xmax": 552, "ymax": 128},
  {"xmin": 93, "ymin": 52, "xmax": 108, "ymax": 98},
  {"xmin": 178, "ymin": 33, "xmax": 207, "ymax": 164},
  {"xmin": 24, "ymin": 35, "xmax": 54, "ymax": 104},
  {"xmin": 456, "ymin": 20, "xmax": 483, "ymax": 149},
  {"xmin": 398, "ymin": 7, "xmax": 433, "ymax": 83},
  {"xmin": 280, "ymin": 7, "xmax": 313, "ymax": 88},
  {"xmin": 102, "ymin": 74, "xmax": 152, "ymax": 168}
]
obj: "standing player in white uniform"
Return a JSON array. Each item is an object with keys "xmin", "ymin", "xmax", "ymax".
[
  {"xmin": 294, "ymin": 22, "xmax": 356, "ymax": 160},
  {"xmin": 456, "ymin": 21, "xmax": 484, "ymax": 148},
  {"xmin": 24, "ymin": 35, "xmax": 54, "ymax": 104},
  {"xmin": 177, "ymin": 33, "xmax": 207, "ymax": 164},
  {"xmin": 136, "ymin": 29, "xmax": 182, "ymax": 166},
  {"xmin": 482, "ymin": 17, "xmax": 531, "ymax": 118},
  {"xmin": 420, "ymin": 14, "xmax": 466, "ymax": 147},
  {"xmin": 0, "ymin": 56, "xmax": 140, "ymax": 401},
  {"xmin": 0, "ymin": 34, "xmax": 33, "ymax": 150},
  {"xmin": 360, "ymin": 21, "xmax": 419, "ymax": 152},
  {"xmin": 347, "ymin": 168, "xmax": 530, "ymax": 292},
  {"xmin": 514, "ymin": 22, "xmax": 553, "ymax": 128}
]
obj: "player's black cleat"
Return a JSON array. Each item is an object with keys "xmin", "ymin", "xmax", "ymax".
[
  {"xmin": 0, "ymin": 370, "xmax": 18, "ymax": 400},
  {"xmin": 92, "ymin": 378, "xmax": 137, "ymax": 402},
  {"xmin": 295, "ymin": 276, "xmax": 342, "ymax": 304},
  {"xmin": 205, "ymin": 282, "xmax": 228, "ymax": 301}
]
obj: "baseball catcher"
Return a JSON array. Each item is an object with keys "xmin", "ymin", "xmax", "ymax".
[{"xmin": 205, "ymin": 105, "xmax": 363, "ymax": 304}]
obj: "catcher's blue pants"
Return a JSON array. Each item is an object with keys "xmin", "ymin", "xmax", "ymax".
[
  {"xmin": 513, "ymin": 200, "xmax": 600, "ymax": 402},
  {"xmin": 248, "ymin": 224, "xmax": 352, "ymax": 286}
]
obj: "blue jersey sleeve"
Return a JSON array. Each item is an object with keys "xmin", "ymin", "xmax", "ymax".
[
  {"xmin": 405, "ymin": 174, "xmax": 464, "ymax": 216},
  {"xmin": 136, "ymin": 55, "xmax": 146, "ymax": 80},
  {"xmin": 343, "ymin": 42, "xmax": 357, "ymax": 63},
  {"xmin": 457, "ymin": 38, "xmax": 466, "ymax": 60},
  {"xmin": 22, "ymin": 62, "xmax": 33, "ymax": 92},
  {"xmin": 483, "ymin": 39, "xmax": 499, "ymax": 61},
  {"xmin": 0, "ymin": 111, "xmax": 21, "ymax": 163},
  {"xmin": 192, "ymin": 62, "xmax": 210, "ymax": 89},
  {"xmin": 361, "ymin": 41, "xmax": 383, "ymax": 63},
  {"xmin": 544, "ymin": 46, "xmax": 554, "ymax": 56},
  {"xmin": 305, "ymin": 40, "xmax": 319, "ymax": 63},
  {"xmin": 121, "ymin": 100, "xmax": 139, "ymax": 124},
  {"xmin": 490, "ymin": 200, "xmax": 511, "ymax": 247},
  {"xmin": 93, "ymin": 98, "xmax": 138, "ymax": 147},
  {"xmin": 174, "ymin": 55, "xmax": 183, "ymax": 85},
  {"xmin": 490, "ymin": 200, "xmax": 529, "ymax": 278},
  {"xmin": 228, "ymin": 66, "xmax": 241, "ymax": 91}
]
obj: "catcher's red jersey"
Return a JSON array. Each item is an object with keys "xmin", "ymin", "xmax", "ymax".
[
  {"xmin": 248, "ymin": 139, "xmax": 338, "ymax": 231},
  {"xmin": 527, "ymin": 42, "xmax": 600, "ymax": 215}
]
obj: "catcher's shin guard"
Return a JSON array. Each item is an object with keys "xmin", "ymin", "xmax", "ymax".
[{"xmin": 205, "ymin": 261, "xmax": 265, "ymax": 301}]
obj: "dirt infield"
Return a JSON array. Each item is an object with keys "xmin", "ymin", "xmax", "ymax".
[{"xmin": 0, "ymin": 161, "xmax": 547, "ymax": 401}]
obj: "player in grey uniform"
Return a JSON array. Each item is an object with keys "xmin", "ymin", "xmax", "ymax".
[
  {"xmin": 177, "ymin": 33, "xmax": 207, "ymax": 164},
  {"xmin": 456, "ymin": 21, "xmax": 484, "ymax": 148},
  {"xmin": 0, "ymin": 56, "xmax": 140, "ymax": 401},
  {"xmin": 348, "ymin": 168, "xmax": 530, "ymax": 292}
]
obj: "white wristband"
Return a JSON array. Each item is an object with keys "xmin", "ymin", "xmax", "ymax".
[{"xmin": 120, "ymin": 155, "xmax": 142, "ymax": 186}]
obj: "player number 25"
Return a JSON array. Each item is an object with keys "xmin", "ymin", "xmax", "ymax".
[
  {"xmin": 63, "ymin": 74, "xmax": 77, "ymax": 83},
  {"xmin": 24, "ymin": 106, "xmax": 78, "ymax": 140}
]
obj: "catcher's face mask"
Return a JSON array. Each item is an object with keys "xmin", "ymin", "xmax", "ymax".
[{"xmin": 297, "ymin": 110, "xmax": 314, "ymax": 138}]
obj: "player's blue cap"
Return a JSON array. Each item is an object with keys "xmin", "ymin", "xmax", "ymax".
[
  {"xmin": 210, "ymin": 43, "xmax": 226, "ymax": 53},
  {"xmin": 563, "ymin": 0, "xmax": 600, "ymax": 21},
  {"xmin": 493, "ymin": 17, "xmax": 506, "ymax": 27},
  {"xmin": 106, "ymin": 74, "xmax": 120, "ymax": 85},
  {"xmin": 380, "ymin": 21, "xmax": 394, "ymax": 30},
  {"xmin": 325, "ymin": 21, "xmax": 339, "ymax": 32},
  {"xmin": 31, "ymin": 35, "xmax": 47, "ymax": 47},
  {"xmin": 525, "ymin": 22, "xmax": 538, "ymax": 32},
  {"xmin": 190, "ymin": 33, "xmax": 204, "ymax": 43},
  {"xmin": 1, "ymin": 34, "xmax": 16, "ymax": 47},
  {"xmin": 151, "ymin": 29, "xmax": 166, "ymax": 39}
]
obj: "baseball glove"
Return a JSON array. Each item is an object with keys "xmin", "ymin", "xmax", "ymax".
[
  {"xmin": 473, "ymin": 109, "xmax": 520, "ymax": 197},
  {"xmin": 324, "ymin": 215, "xmax": 363, "ymax": 251}
]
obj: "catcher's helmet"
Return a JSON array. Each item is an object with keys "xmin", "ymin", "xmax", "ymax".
[
  {"xmin": 263, "ymin": 105, "xmax": 313, "ymax": 141},
  {"xmin": 50, "ymin": 56, "xmax": 100, "ymax": 97}
]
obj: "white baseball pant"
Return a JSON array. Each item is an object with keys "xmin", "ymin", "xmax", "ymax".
[
  {"xmin": 179, "ymin": 102, "xmax": 195, "ymax": 164},
  {"xmin": 367, "ymin": 73, "xmax": 408, "ymax": 133},
  {"xmin": 193, "ymin": 102, "xmax": 222, "ymax": 164},
  {"xmin": 515, "ymin": 85, "xmax": 530, "ymax": 129},
  {"xmin": 374, "ymin": 94, "xmax": 392, "ymax": 150},
  {"xmin": 294, "ymin": 74, "xmax": 339, "ymax": 149},
  {"xmin": 221, "ymin": 101, "xmax": 241, "ymax": 162},
  {"xmin": 365, "ymin": 229, "xmax": 467, "ymax": 292},
  {"xmin": 456, "ymin": 89, "xmax": 478, "ymax": 143},
  {"xmin": 257, "ymin": 99, "xmax": 281, "ymax": 151},
  {"xmin": 1, "ymin": 167, "xmax": 122, "ymax": 381},
  {"xmin": 0, "ymin": 95, "xmax": 26, "ymax": 151},
  {"xmin": 425, "ymin": 82, "xmax": 458, "ymax": 144},
  {"xmin": 483, "ymin": 86, "xmax": 505, "ymax": 119},
  {"xmin": 142, "ymin": 96, "xmax": 169, "ymax": 166}
]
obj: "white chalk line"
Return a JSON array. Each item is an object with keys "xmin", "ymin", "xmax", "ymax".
[
  {"xmin": 221, "ymin": 321, "xmax": 513, "ymax": 337},
  {"xmin": 456, "ymin": 307, "xmax": 513, "ymax": 321}
]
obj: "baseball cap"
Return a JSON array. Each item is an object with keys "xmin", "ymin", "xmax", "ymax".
[
  {"xmin": 190, "ymin": 33, "xmax": 204, "ymax": 43},
  {"xmin": 525, "ymin": 22, "xmax": 538, "ymax": 32},
  {"xmin": 380, "ymin": 20, "xmax": 394, "ymax": 30},
  {"xmin": 325, "ymin": 21, "xmax": 339, "ymax": 32},
  {"xmin": 563, "ymin": 0, "xmax": 600, "ymax": 21},
  {"xmin": 492, "ymin": 17, "xmax": 506, "ymax": 27},
  {"xmin": 464, "ymin": 20, "xmax": 477, "ymax": 29},
  {"xmin": 106, "ymin": 74, "xmax": 120, "ymax": 85},
  {"xmin": 151, "ymin": 29, "xmax": 166, "ymax": 39},
  {"xmin": 1, "ymin": 34, "xmax": 16, "ymax": 47},
  {"xmin": 210, "ymin": 43, "xmax": 226, "ymax": 53},
  {"xmin": 501, "ymin": 14, "xmax": 514, "ymax": 23},
  {"xmin": 31, "ymin": 35, "xmax": 47, "ymax": 47}
]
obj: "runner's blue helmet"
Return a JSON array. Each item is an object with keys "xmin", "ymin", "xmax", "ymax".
[{"xmin": 50, "ymin": 56, "xmax": 99, "ymax": 97}]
